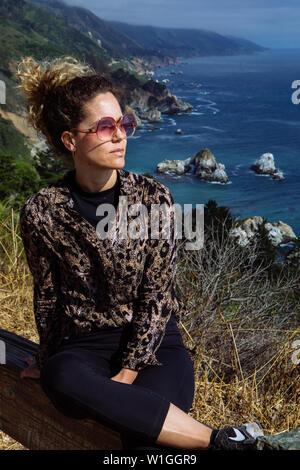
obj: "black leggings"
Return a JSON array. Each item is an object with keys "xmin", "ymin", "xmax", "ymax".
[{"xmin": 39, "ymin": 315, "xmax": 195, "ymax": 450}]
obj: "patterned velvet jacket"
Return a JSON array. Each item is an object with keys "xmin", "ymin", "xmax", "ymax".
[{"xmin": 19, "ymin": 167, "xmax": 185, "ymax": 371}]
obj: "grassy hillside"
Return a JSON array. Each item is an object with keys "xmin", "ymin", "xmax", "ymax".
[
  {"xmin": 0, "ymin": 116, "xmax": 31, "ymax": 158},
  {"xmin": 0, "ymin": 0, "xmax": 110, "ymax": 158},
  {"xmin": 29, "ymin": 0, "xmax": 151, "ymax": 60},
  {"xmin": 0, "ymin": 0, "xmax": 110, "ymax": 81}
]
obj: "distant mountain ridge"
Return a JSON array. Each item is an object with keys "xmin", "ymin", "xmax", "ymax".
[
  {"xmin": 108, "ymin": 20, "xmax": 267, "ymax": 58},
  {"xmin": 30, "ymin": 0, "xmax": 266, "ymax": 63}
]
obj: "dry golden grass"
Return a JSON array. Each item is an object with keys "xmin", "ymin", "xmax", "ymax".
[
  {"xmin": 187, "ymin": 338, "xmax": 300, "ymax": 434},
  {"xmin": 0, "ymin": 208, "xmax": 299, "ymax": 449}
]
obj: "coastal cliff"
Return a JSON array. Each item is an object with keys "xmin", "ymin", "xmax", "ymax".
[{"xmin": 0, "ymin": 0, "xmax": 193, "ymax": 155}]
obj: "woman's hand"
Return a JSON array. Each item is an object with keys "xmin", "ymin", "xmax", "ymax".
[
  {"xmin": 110, "ymin": 367, "xmax": 138, "ymax": 385},
  {"xmin": 20, "ymin": 356, "xmax": 40, "ymax": 380}
]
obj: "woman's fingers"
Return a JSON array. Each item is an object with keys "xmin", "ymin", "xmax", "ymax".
[
  {"xmin": 24, "ymin": 356, "xmax": 34, "ymax": 365},
  {"xmin": 85, "ymin": 419, "xmax": 98, "ymax": 424},
  {"xmin": 20, "ymin": 365, "xmax": 40, "ymax": 379}
]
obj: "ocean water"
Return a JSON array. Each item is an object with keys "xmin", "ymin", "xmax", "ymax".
[{"xmin": 123, "ymin": 49, "xmax": 300, "ymax": 237}]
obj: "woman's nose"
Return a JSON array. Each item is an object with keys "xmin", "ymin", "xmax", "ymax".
[{"xmin": 112, "ymin": 124, "xmax": 126, "ymax": 141}]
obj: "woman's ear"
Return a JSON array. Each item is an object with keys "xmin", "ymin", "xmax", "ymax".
[{"xmin": 61, "ymin": 130, "xmax": 76, "ymax": 152}]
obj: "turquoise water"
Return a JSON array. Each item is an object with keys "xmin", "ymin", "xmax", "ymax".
[{"xmin": 123, "ymin": 49, "xmax": 300, "ymax": 237}]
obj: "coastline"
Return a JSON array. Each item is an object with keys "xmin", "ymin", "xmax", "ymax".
[{"xmin": 125, "ymin": 49, "xmax": 300, "ymax": 240}]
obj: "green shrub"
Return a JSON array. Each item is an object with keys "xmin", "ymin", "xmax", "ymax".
[{"xmin": 0, "ymin": 154, "xmax": 41, "ymax": 210}]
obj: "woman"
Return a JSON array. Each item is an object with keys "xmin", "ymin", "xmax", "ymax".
[{"xmin": 17, "ymin": 56, "xmax": 262, "ymax": 451}]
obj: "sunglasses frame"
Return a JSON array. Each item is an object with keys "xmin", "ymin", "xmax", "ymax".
[{"xmin": 71, "ymin": 113, "xmax": 137, "ymax": 140}]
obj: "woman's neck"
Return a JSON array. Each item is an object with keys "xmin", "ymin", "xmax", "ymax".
[{"xmin": 74, "ymin": 168, "xmax": 117, "ymax": 193}]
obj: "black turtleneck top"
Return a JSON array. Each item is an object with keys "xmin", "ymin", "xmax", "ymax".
[{"xmin": 67, "ymin": 170, "xmax": 121, "ymax": 229}]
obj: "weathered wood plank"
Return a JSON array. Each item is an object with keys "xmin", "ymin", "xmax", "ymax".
[{"xmin": 0, "ymin": 328, "xmax": 122, "ymax": 450}]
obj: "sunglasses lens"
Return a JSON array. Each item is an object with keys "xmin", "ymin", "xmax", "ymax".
[
  {"xmin": 97, "ymin": 118, "xmax": 115, "ymax": 139},
  {"xmin": 96, "ymin": 114, "xmax": 136, "ymax": 139},
  {"xmin": 121, "ymin": 114, "xmax": 136, "ymax": 137}
]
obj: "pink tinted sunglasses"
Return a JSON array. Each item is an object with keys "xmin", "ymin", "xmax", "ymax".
[{"xmin": 72, "ymin": 113, "xmax": 137, "ymax": 140}]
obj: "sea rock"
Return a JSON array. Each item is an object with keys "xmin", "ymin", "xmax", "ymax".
[
  {"xmin": 251, "ymin": 153, "xmax": 284, "ymax": 179},
  {"xmin": 157, "ymin": 158, "xmax": 191, "ymax": 175},
  {"xmin": 192, "ymin": 148, "xmax": 229, "ymax": 184},
  {"xmin": 251, "ymin": 153, "xmax": 276, "ymax": 174},
  {"xmin": 230, "ymin": 216, "xmax": 297, "ymax": 247},
  {"xmin": 156, "ymin": 148, "xmax": 229, "ymax": 183},
  {"xmin": 272, "ymin": 171, "xmax": 284, "ymax": 180}
]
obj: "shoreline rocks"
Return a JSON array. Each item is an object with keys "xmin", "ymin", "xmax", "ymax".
[
  {"xmin": 230, "ymin": 216, "xmax": 297, "ymax": 247},
  {"xmin": 128, "ymin": 91, "xmax": 192, "ymax": 126},
  {"xmin": 110, "ymin": 67, "xmax": 193, "ymax": 128},
  {"xmin": 250, "ymin": 153, "xmax": 284, "ymax": 180}
]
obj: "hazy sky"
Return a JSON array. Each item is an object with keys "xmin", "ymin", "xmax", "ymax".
[{"xmin": 63, "ymin": 0, "xmax": 300, "ymax": 48}]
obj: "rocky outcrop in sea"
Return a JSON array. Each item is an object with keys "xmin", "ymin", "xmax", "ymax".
[
  {"xmin": 157, "ymin": 148, "xmax": 229, "ymax": 184},
  {"xmin": 111, "ymin": 68, "xmax": 193, "ymax": 127},
  {"xmin": 230, "ymin": 216, "xmax": 297, "ymax": 247},
  {"xmin": 157, "ymin": 157, "xmax": 191, "ymax": 175},
  {"xmin": 193, "ymin": 148, "xmax": 229, "ymax": 183},
  {"xmin": 250, "ymin": 153, "xmax": 284, "ymax": 180}
]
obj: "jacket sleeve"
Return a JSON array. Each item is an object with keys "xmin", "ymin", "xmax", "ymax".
[
  {"xmin": 120, "ymin": 183, "xmax": 179, "ymax": 371},
  {"xmin": 20, "ymin": 203, "xmax": 61, "ymax": 370}
]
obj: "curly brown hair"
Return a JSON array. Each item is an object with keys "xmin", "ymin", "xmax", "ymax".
[{"xmin": 16, "ymin": 56, "xmax": 122, "ymax": 162}]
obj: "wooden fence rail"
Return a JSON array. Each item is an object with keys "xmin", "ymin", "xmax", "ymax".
[{"xmin": 0, "ymin": 328, "xmax": 122, "ymax": 450}]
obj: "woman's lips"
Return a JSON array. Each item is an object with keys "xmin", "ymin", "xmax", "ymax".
[{"xmin": 111, "ymin": 149, "xmax": 125, "ymax": 156}]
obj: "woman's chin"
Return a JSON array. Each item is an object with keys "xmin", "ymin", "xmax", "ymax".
[{"xmin": 110, "ymin": 155, "xmax": 126, "ymax": 167}]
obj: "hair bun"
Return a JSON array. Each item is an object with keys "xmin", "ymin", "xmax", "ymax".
[{"xmin": 16, "ymin": 56, "xmax": 94, "ymax": 132}]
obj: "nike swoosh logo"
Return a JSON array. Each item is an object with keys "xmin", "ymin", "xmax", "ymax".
[{"xmin": 228, "ymin": 428, "xmax": 246, "ymax": 442}]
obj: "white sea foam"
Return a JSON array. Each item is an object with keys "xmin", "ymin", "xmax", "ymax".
[
  {"xmin": 256, "ymin": 119, "xmax": 300, "ymax": 127},
  {"xmin": 195, "ymin": 97, "xmax": 216, "ymax": 105},
  {"xmin": 232, "ymin": 164, "xmax": 243, "ymax": 176},
  {"xmin": 200, "ymin": 126, "xmax": 225, "ymax": 132},
  {"xmin": 208, "ymin": 180, "xmax": 232, "ymax": 185},
  {"xmin": 195, "ymin": 98, "xmax": 220, "ymax": 114},
  {"xmin": 178, "ymin": 134, "xmax": 203, "ymax": 138},
  {"xmin": 167, "ymin": 118, "xmax": 177, "ymax": 126}
]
